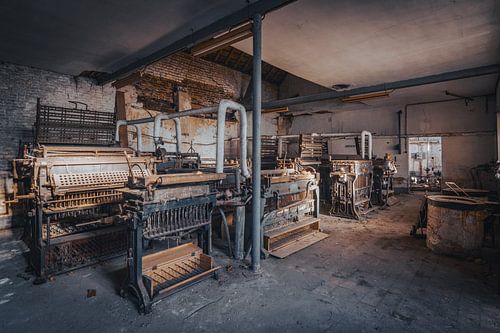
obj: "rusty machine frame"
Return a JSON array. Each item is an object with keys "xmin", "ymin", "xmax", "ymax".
[
  {"xmin": 319, "ymin": 131, "xmax": 374, "ymax": 219},
  {"xmin": 11, "ymin": 100, "xmax": 152, "ymax": 282},
  {"xmin": 371, "ymin": 154, "xmax": 398, "ymax": 207},
  {"xmin": 258, "ymin": 165, "xmax": 328, "ymax": 258},
  {"xmin": 120, "ymin": 172, "xmax": 225, "ymax": 313},
  {"xmin": 320, "ymin": 158, "xmax": 373, "ymax": 219}
]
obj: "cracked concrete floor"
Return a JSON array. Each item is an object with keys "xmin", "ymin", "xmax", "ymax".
[{"xmin": 1, "ymin": 194, "xmax": 500, "ymax": 332}]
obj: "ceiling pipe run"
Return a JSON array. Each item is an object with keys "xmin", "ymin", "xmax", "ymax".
[{"xmin": 126, "ymin": 64, "xmax": 500, "ymax": 126}]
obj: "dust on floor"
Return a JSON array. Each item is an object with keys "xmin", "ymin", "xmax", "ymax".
[{"xmin": 0, "ymin": 194, "xmax": 499, "ymax": 332}]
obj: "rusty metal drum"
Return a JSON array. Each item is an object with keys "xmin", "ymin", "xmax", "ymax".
[
  {"xmin": 441, "ymin": 188, "xmax": 490, "ymax": 202},
  {"xmin": 426, "ymin": 195, "xmax": 487, "ymax": 256}
]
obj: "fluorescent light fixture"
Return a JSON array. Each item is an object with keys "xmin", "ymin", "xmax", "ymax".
[
  {"xmin": 341, "ymin": 91, "xmax": 392, "ymax": 103},
  {"xmin": 192, "ymin": 23, "xmax": 253, "ymax": 57}
]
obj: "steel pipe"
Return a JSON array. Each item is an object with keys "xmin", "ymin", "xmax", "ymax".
[
  {"xmin": 251, "ymin": 13, "xmax": 262, "ymax": 272},
  {"xmin": 216, "ymin": 100, "xmax": 249, "ymax": 177},
  {"xmin": 128, "ymin": 100, "xmax": 249, "ymax": 177},
  {"xmin": 361, "ymin": 130, "xmax": 372, "ymax": 159},
  {"xmin": 153, "ymin": 115, "xmax": 182, "ymax": 153},
  {"xmin": 115, "ymin": 120, "xmax": 143, "ymax": 153}
]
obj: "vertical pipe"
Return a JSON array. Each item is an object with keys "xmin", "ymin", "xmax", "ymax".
[
  {"xmin": 234, "ymin": 205, "xmax": 245, "ymax": 260},
  {"xmin": 397, "ymin": 110, "xmax": 402, "ymax": 155},
  {"xmin": 134, "ymin": 125, "xmax": 142, "ymax": 154},
  {"xmin": 173, "ymin": 118, "xmax": 182, "ymax": 153},
  {"xmin": 251, "ymin": 13, "xmax": 262, "ymax": 272}
]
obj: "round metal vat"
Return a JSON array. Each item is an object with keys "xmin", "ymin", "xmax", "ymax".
[
  {"xmin": 442, "ymin": 188, "xmax": 490, "ymax": 201},
  {"xmin": 426, "ymin": 195, "xmax": 487, "ymax": 256}
]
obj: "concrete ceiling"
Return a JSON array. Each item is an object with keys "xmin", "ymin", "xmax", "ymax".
[
  {"xmin": 235, "ymin": 0, "xmax": 500, "ymax": 90},
  {"xmin": 285, "ymin": 73, "xmax": 499, "ymax": 115},
  {"xmin": 0, "ymin": 0, "xmax": 498, "ymax": 106},
  {"xmin": 0, "ymin": 0, "xmax": 253, "ymax": 75}
]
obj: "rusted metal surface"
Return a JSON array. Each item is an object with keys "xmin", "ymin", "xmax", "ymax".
[
  {"xmin": 442, "ymin": 188, "xmax": 490, "ymax": 201},
  {"xmin": 298, "ymin": 134, "xmax": 327, "ymax": 165},
  {"xmin": 130, "ymin": 172, "xmax": 225, "ymax": 188},
  {"xmin": 320, "ymin": 159, "xmax": 373, "ymax": 219},
  {"xmin": 259, "ymin": 166, "xmax": 327, "ymax": 258},
  {"xmin": 122, "ymin": 169, "xmax": 224, "ymax": 313},
  {"xmin": 426, "ymin": 195, "xmax": 487, "ymax": 255},
  {"xmin": 12, "ymin": 144, "xmax": 152, "ymax": 280},
  {"xmin": 35, "ymin": 99, "xmax": 115, "ymax": 146}
]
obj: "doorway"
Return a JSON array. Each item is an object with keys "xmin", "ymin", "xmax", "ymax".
[{"xmin": 408, "ymin": 136, "xmax": 442, "ymax": 191}]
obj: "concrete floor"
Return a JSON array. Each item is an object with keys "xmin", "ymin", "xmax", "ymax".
[{"xmin": 1, "ymin": 194, "xmax": 499, "ymax": 332}]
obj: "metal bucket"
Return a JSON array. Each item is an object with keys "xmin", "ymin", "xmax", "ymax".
[{"xmin": 426, "ymin": 195, "xmax": 487, "ymax": 256}]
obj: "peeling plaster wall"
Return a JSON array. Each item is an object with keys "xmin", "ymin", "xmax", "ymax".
[{"xmin": 281, "ymin": 75, "xmax": 497, "ymax": 189}]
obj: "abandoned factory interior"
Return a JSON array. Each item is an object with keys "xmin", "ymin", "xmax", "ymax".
[{"xmin": 1, "ymin": 0, "xmax": 500, "ymax": 332}]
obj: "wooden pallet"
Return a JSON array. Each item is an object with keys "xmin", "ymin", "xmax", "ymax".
[
  {"xmin": 264, "ymin": 218, "xmax": 329, "ymax": 258},
  {"xmin": 142, "ymin": 243, "xmax": 220, "ymax": 298}
]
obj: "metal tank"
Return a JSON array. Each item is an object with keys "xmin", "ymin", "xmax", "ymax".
[{"xmin": 426, "ymin": 195, "xmax": 487, "ymax": 255}]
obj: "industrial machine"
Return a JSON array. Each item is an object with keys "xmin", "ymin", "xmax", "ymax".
[
  {"xmin": 371, "ymin": 153, "xmax": 398, "ymax": 207},
  {"xmin": 120, "ymin": 171, "xmax": 225, "ymax": 313},
  {"xmin": 297, "ymin": 134, "xmax": 327, "ymax": 167},
  {"xmin": 258, "ymin": 162, "xmax": 328, "ymax": 258},
  {"xmin": 10, "ymin": 100, "xmax": 152, "ymax": 282},
  {"xmin": 116, "ymin": 99, "xmax": 251, "ymax": 313},
  {"xmin": 319, "ymin": 131, "xmax": 374, "ymax": 219},
  {"xmin": 320, "ymin": 158, "xmax": 373, "ymax": 219}
]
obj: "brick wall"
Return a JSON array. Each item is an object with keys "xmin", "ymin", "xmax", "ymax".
[
  {"xmin": 136, "ymin": 52, "xmax": 278, "ymax": 112},
  {"xmin": 0, "ymin": 53, "xmax": 279, "ymax": 228},
  {"xmin": 122, "ymin": 52, "xmax": 279, "ymax": 158},
  {"xmin": 0, "ymin": 61, "xmax": 115, "ymax": 227}
]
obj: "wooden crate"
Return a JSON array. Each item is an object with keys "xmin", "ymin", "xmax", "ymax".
[
  {"xmin": 263, "ymin": 218, "xmax": 329, "ymax": 258},
  {"xmin": 142, "ymin": 243, "xmax": 220, "ymax": 297}
]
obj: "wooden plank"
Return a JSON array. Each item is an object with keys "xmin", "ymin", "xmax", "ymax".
[
  {"xmin": 157, "ymin": 266, "xmax": 220, "ymax": 296},
  {"xmin": 112, "ymin": 72, "xmax": 142, "ymax": 89},
  {"xmin": 270, "ymin": 232, "xmax": 329, "ymax": 259},
  {"xmin": 115, "ymin": 91, "xmax": 128, "ymax": 148},
  {"xmin": 142, "ymin": 243, "xmax": 200, "ymax": 271},
  {"xmin": 264, "ymin": 217, "xmax": 320, "ymax": 239}
]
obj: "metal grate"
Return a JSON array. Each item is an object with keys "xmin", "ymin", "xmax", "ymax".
[
  {"xmin": 143, "ymin": 201, "xmax": 213, "ymax": 239},
  {"xmin": 53, "ymin": 170, "xmax": 147, "ymax": 190},
  {"xmin": 45, "ymin": 226, "xmax": 127, "ymax": 274},
  {"xmin": 35, "ymin": 101, "xmax": 115, "ymax": 145},
  {"xmin": 262, "ymin": 136, "xmax": 279, "ymax": 169},
  {"xmin": 46, "ymin": 190, "xmax": 123, "ymax": 211},
  {"xmin": 299, "ymin": 135, "xmax": 325, "ymax": 161}
]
